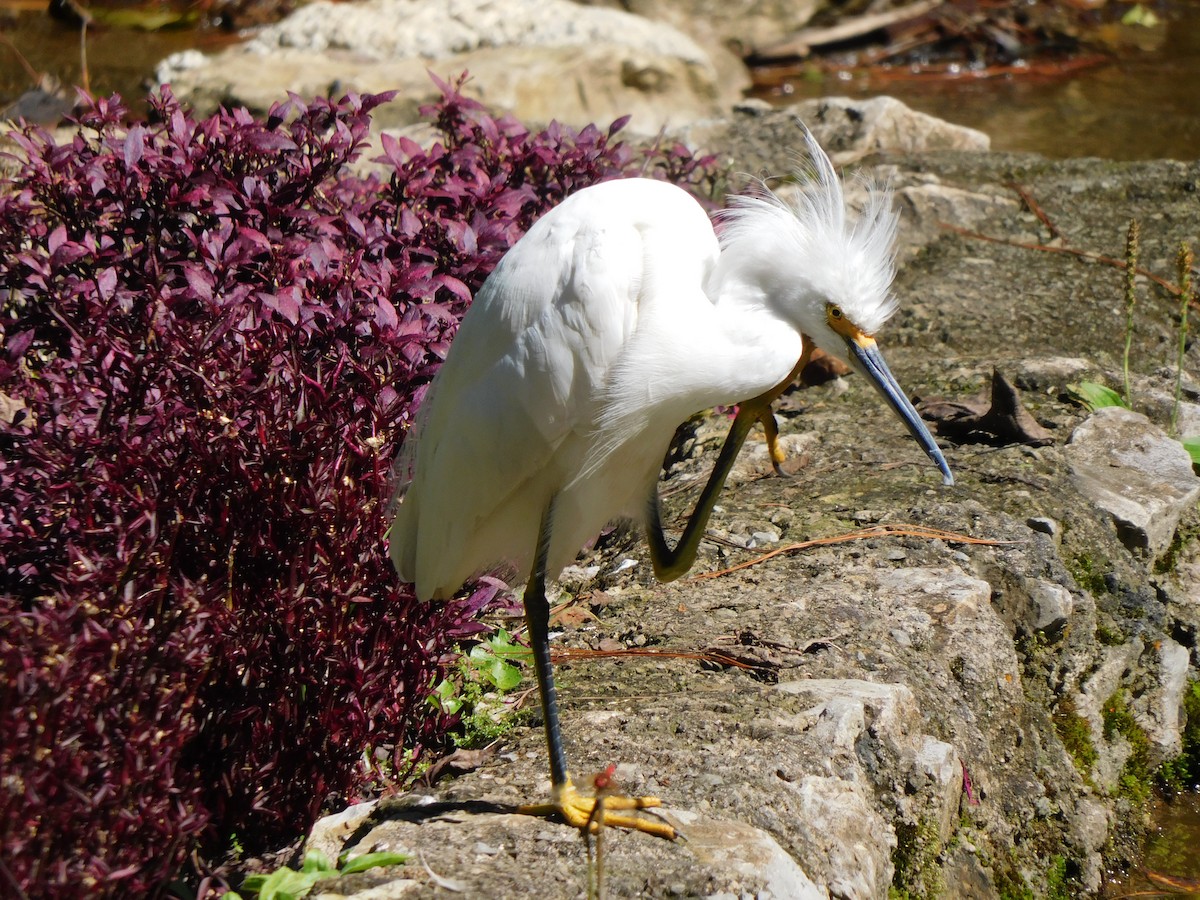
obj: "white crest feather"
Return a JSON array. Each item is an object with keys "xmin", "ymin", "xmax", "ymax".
[{"xmin": 716, "ymin": 126, "xmax": 899, "ymax": 335}]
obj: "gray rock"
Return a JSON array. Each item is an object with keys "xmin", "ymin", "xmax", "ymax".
[
  {"xmin": 1029, "ymin": 579, "xmax": 1074, "ymax": 636},
  {"xmin": 658, "ymin": 809, "xmax": 825, "ymax": 900},
  {"xmin": 157, "ymin": 0, "xmax": 733, "ymax": 135},
  {"xmin": 798, "ymin": 96, "xmax": 991, "ymax": 165},
  {"xmin": 1076, "ymin": 640, "xmax": 1144, "ymax": 790},
  {"xmin": 1148, "ymin": 637, "xmax": 1192, "ymax": 759},
  {"xmin": 580, "ymin": 0, "xmax": 821, "ymax": 55},
  {"xmin": 891, "ymin": 176, "xmax": 1019, "ymax": 254},
  {"xmin": 307, "ymin": 801, "xmax": 827, "ymax": 899},
  {"xmin": 687, "ymin": 95, "xmax": 990, "ymax": 179},
  {"xmin": 791, "ymin": 775, "xmax": 894, "ymax": 899},
  {"xmin": 305, "ymin": 799, "xmax": 379, "ymax": 864},
  {"xmin": 1065, "ymin": 407, "xmax": 1200, "ymax": 561}
]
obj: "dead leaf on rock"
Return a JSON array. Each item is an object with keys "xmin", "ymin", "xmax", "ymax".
[
  {"xmin": 800, "ymin": 348, "xmax": 852, "ymax": 386},
  {"xmin": 549, "ymin": 604, "xmax": 597, "ymax": 629},
  {"xmin": 918, "ymin": 369, "xmax": 1054, "ymax": 447},
  {"xmin": 416, "ymin": 744, "xmax": 500, "ymax": 788}
]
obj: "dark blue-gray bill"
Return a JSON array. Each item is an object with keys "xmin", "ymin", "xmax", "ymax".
[{"xmin": 848, "ymin": 339, "xmax": 954, "ymax": 486}]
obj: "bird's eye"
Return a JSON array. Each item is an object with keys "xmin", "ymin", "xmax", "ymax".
[{"xmin": 829, "ymin": 306, "xmax": 843, "ymax": 320}]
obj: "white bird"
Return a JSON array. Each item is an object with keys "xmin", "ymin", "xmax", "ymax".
[{"xmin": 390, "ymin": 129, "xmax": 953, "ymax": 840}]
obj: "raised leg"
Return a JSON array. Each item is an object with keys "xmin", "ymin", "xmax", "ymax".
[
  {"xmin": 648, "ymin": 347, "xmax": 813, "ymax": 581},
  {"xmin": 518, "ymin": 498, "xmax": 676, "ymax": 840}
]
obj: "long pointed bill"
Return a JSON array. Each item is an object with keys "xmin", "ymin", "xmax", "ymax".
[{"xmin": 846, "ymin": 336, "xmax": 954, "ymax": 486}]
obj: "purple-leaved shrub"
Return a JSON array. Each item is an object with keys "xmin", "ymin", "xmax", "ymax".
[{"xmin": 0, "ymin": 75, "xmax": 716, "ymax": 899}]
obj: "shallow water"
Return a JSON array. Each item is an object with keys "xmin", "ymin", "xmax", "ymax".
[
  {"xmin": 758, "ymin": 2, "xmax": 1200, "ymax": 161},
  {"xmin": 1103, "ymin": 791, "xmax": 1200, "ymax": 897},
  {"xmin": 0, "ymin": 7, "xmax": 237, "ymax": 117}
]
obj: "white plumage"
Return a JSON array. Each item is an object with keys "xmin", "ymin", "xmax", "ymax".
[
  {"xmin": 388, "ymin": 129, "xmax": 951, "ymax": 837},
  {"xmin": 391, "ymin": 131, "xmax": 945, "ymax": 603}
]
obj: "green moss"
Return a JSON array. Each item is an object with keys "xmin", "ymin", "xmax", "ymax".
[
  {"xmin": 1157, "ymin": 680, "xmax": 1200, "ymax": 791},
  {"xmin": 451, "ymin": 668, "xmax": 531, "ymax": 749},
  {"xmin": 1066, "ymin": 552, "xmax": 1110, "ymax": 596},
  {"xmin": 890, "ymin": 818, "xmax": 944, "ymax": 900},
  {"xmin": 1044, "ymin": 855, "xmax": 1073, "ymax": 900},
  {"xmin": 1153, "ymin": 514, "xmax": 1199, "ymax": 575},
  {"xmin": 1094, "ymin": 621, "xmax": 1125, "ymax": 646},
  {"xmin": 1103, "ymin": 689, "xmax": 1153, "ymax": 806},
  {"xmin": 1053, "ymin": 698, "xmax": 1098, "ymax": 784},
  {"xmin": 996, "ymin": 868, "xmax": 1035, "ymax": 900}
]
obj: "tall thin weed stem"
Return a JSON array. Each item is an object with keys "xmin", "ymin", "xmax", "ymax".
[
  {"xmin": 1122, "ymin": 219, "xmax": 1140, "ymax": 406},
  {"xmin": 1173, "ymin": 241, "xmax": 1194, "ymax": 435}
]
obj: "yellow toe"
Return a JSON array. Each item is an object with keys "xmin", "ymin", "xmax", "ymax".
[{"xmin": 518, "ymin": 780, "xmax": 676, "ymax": 840}]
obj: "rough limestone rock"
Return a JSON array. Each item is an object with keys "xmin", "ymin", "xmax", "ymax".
[
  {"xmin": 156, "ymin": 0, "xmax": 734, "ymax": 134},
  {"xmin": 684, "ymin": 95, "xmax": 990, "ymax": 178},
  {"xmin": 292, "ymin": 115, "xmax": 1200, "ymax": 898},
  {"xmin": 1066, "ymin": 406, "xmax": 1200, "ymax": 561},
  {"xmin": 578, "ymin": 0, "xmax": 822, "ymax": 55}
]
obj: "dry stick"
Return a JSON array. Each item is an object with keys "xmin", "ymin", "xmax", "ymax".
[
  {"xmin": 690, "ymin": 524, "xmax": 1017, "ymax": 581},
  {"xmin": 756, "ymin": 0, "xmax": 943, "ymax": 58},
  {"xmin": 584, "ymin": 765, "xmax": 617, "ymax": 900},
  {"xmin": 552, "ymin": 646, "xmax": 778, "ymax": 673},
  {"xmin": 1006, "ymin": 181, "xmax": 1064, "ymax": 242},
  {"xmin": 79, "ymin": 20, "xmax": 90, "ymax": 96},
  {"xmin": 939, "ymin": 223, "xmax": 1196, "ymax": 309}
]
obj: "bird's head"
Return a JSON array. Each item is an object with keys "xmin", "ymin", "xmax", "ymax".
[{"xmin": 716, "ymin": 127, "xmax": 953, "ymax": 486}]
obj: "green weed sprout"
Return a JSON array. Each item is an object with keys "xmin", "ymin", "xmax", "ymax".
[{"xmin": 223, "ymin": 850, "xmax": 409, "ymax": 900}]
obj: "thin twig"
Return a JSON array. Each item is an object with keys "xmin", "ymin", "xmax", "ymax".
[
  {"xmin": 940, "ymin": 222, "xmax": 1195, "ymax": 306},
  {"xmin": 755, "ymin": 0, "xmax": 943, "ymax": 58},
  {"xmin": 552, "ymin": 646, "xmax": 777, "ymax": 673},
  {"xmin": 1006, "ymin": 181, "xmax": 1063, "ymax": 241},
  {"xmin": 690, "ymin": 523, "xmax": 1018, "ymax": 581}
]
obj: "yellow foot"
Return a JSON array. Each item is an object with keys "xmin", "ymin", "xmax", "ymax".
[
  {"xmin": 757, "ymin": 409, "xmax": 790, "ymax": 478},
  {"xmin": 518, "ymin": 779, "xmax": 677, "ymax": 840}
]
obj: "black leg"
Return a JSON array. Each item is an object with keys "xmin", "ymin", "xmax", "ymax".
[
  {"xmin": 646, "ymin": 406, "xmax": 758, "ymax": 582},
  {"xmin": 525, "ymin": 496, "xmax": 568, "ymax": 787},
  {"xmin": 647, "ymin": 351, "xmax": 811, "ymax": 582},
  {"xmin": 516, "ymin": 494, "xmax": 677, "ymax": 840}
]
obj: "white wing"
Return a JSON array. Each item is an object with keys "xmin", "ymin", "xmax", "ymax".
[{"xmin": 391, "ymin": 179, "xmax": 696, "ymax": 600}]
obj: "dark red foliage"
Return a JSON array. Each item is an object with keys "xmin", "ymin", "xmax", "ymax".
[{"xmin": 0, "ymin": 76, "xmax": 717, "ymax": 899}]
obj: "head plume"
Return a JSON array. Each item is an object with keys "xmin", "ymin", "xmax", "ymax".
[{"xmin": 715, "ymin": 126, "xmax": 899, "ymax": 336}]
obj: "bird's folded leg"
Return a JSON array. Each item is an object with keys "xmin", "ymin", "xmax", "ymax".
[
  {"xmin": 756, "ymin": 407, "xmax": 790, "ymax": 478},
  {"xmin": 518, "ymin": 779, "xmax": 677, "ymax": 840}
]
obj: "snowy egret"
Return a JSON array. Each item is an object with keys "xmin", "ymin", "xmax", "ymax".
[{"xmin": 390, "ymin": 129, "xmax": 953, "ymax": 840}]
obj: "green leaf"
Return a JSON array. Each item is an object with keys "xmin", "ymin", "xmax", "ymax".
[
  {"xmin": 483, "ymin": 627, "xmax": 525, "ymax": 660},
  {"xmin": 90, "ymin": 6, "xmax": 202, "ymax": 30},
  {"xmin": 1121, "ymin": 4, "xmax": 1160, "ymax": 27},
  {"xmin": 1070, "ymin": 382, "xmax": 1128, "ymax": 411},
  {"xmin": 1181, "ymin": 436, "xmax": 1200, "ymax": 465},
  {"xmin": 247, "ymin": 858, "xmax": 337, "ymax": 900},
  {"xmin": 338, "ymin": 851, "xmax": 411, "ymax": 875},
  {"xmin": 468, "ymin": 631, "xmax": 524, "ymax": 691},
  {"xmin": 220, "ymin": 893, "xmax": 245, "ymax": 900},
  {"xmin": 431, "ymin": 678, "xmax": 463, "ymax": 715},
  {"xmin": 486, "ymin": 656, "xmax": 523, "ymax": 691},
  {"xmin": 300, "ymin": 852, "xmax": 336, "ymax": 874}
]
